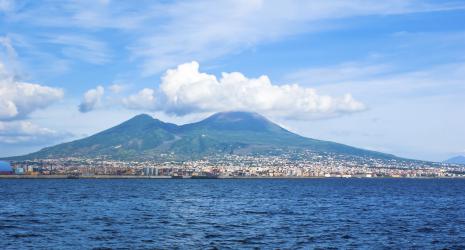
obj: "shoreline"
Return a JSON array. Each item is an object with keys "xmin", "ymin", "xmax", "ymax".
[{"xmin": 0, "ymin": 175, "xmax": 463, "ymax": 179}]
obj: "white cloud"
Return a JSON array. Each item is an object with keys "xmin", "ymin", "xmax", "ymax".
[
  {"xmin": 109, "ymin": 83, "xmax": 124, "ymax": 94},
  {"xmin": 0, "ymin": 99, "xmax": 17, "ymax": 118},
  {"xmin": 0, "ymin": 77, "xmax": 64, "ymax": 120},
  {"xmin": 0, "ymin": 37, "xmax": 65, "ymax": 154},
  {"xmin": 78, "ymin": 85, "xmax": 105, "ymax": 113},
  {"xmin": 124, "ymin": 61, "xmax": 365, "ymax": 119},
  {"xmin": 0, "ymin": 120, "xmax": 69, "ymax": 144},
  {"xmin": 0, "ymin": 61, "xmax": 64, "ymax": 120},
  {"xmin": 282, "ymin": 61, "xmax": 465, "ymax": 161},
  {"xmin": 122, "ymin": 88, "xmax": 157, "ymax": 110}
]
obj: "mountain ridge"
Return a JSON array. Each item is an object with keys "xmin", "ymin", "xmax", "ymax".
[
  {"xmin": 444, "ymin": 155, "xmax": 465, "ymax": 165},
  {"xmin": 6, "ymin": 111, "xmax": 398, "ymax": 161}
]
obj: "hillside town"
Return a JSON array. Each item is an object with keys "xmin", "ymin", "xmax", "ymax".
[{"xmin": 2, "ymin": 150, "xmax": 464, "ymax": 178}]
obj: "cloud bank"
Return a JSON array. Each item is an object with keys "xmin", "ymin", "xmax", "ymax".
[
  {"xmin": 109, "ymin": 84, "xmax": 124, "ymax": 94},
  {"xmin": 123, "ymin": 61, "xmax": 365, "ymax": 119},
  {"xmin": 0, "ymin": 120, "xmax": 68, "ymax": 144},
  {"xmin": 122, "ymin": 88, "xmax": 157, "ymax": 110},
  {"xmin": 0, "ymin": 61, "xmax": 63, "ymax": 120},
  {"xmin": 78, "ymin": 85, "xmax": 105, "ymax": 113}
]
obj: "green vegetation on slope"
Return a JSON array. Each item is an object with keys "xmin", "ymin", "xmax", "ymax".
[{"xmin": 11, "ymin": 111, "xmax": 396, "ymax": 161}]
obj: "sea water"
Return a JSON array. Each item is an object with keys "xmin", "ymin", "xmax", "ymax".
[{"xmin": 1, "ymin": 178, "xmax": 465, "ymax": 249}]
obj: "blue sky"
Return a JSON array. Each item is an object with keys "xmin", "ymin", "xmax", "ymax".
[{"xmin": 0, "ymin": 0, "xmax": 464, "ymax": 161}]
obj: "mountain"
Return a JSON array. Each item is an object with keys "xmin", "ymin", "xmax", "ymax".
[
  {"xmin": 8, "ymin": 111, "xmax": 397, "ymax": 161},
  {"xmin": 444, "ymin": 156, "xmax": 465, "ymax": 165}
]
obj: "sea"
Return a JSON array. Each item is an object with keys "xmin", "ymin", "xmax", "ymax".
[{"xmin": 1, "ymin": 178, "xmax": 465, "ymax": 249}]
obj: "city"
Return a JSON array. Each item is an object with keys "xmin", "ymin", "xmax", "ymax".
[
  {"xmin": 2, "ymin": 1, "xmax": 465, "ymax": 248},
  {"xmin": 3, "ymin": 150, "xmax": 465, "ymax": 178}
]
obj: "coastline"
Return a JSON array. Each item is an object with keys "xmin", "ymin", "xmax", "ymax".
[{"xmin": 0, "ymin": 175, "xmax": 463, "ymax": 179}]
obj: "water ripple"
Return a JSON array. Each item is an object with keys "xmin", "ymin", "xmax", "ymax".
[{"xmin": 0, "ymin": 178, "xmax": 465, "ymax": 249}]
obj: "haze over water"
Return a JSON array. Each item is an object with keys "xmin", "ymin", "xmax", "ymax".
[{"xmin": 1, "ymin": 178, "xmax": 465, "ymax": 249}]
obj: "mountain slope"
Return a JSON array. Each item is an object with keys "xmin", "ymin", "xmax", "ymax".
[
  {"xmin": 10, "ymin": 111, "xmax": 396, "ymax": 161},
  {"xmin": 444, "ymin": 156, "xmax": 465, "ymax": 165},
  {"xmin": 26, "ymin": 114, "xmax": 178, "ymax": 159},
  {"xmin": 176, "ymin": 112, "xmax": 392, "ymax": 159}
]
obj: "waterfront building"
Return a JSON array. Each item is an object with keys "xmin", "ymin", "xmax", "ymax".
[
  {"xmin": 143, "ymin": 167, "xmax": 149, "ymax": 176},
  {"xmin": 143, "ymin": 167, "xmax": 156, "ymax": 176},
  {"xmin": 15, "ymin": 167, "xmax": 25, "ymax": 175},
  {"xmin": 27, "ymin": 165, "xmax": 34, "ymax": 173}
]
